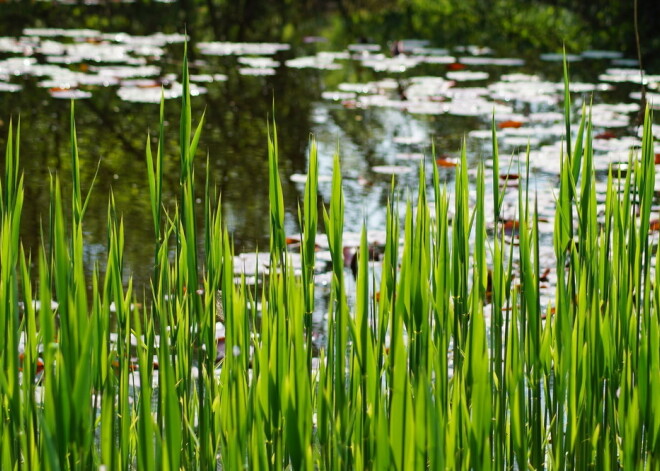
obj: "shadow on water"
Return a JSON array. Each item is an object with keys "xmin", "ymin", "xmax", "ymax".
[{"xmin": 0, "ymin": 3, "xmax": 328, "ymax": 287}]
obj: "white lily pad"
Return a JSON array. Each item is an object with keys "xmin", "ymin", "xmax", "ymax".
[
  {"xmin": 371, "ymin": 165, "xmax": 413, "ymax": 175},
  {"xmin": 92, "ymin": 65, "xmax": 160, "ymax": 78},
  {"xmin": 0, "ymin": 38, "xmax": 30, "ymax": 54},
  {"xmin": 630, "ymin": 91, "xmax": 660, "ymax": 108},
  {"xmin": 24, "ymin": 28, "xmax": 101, "ymax": 38},
  {"xmin": 338, "ymin": 82, "xmax": 377, "ymax": 94},
  {"xmin": 446, "ymin": 70, "xmax": 489, "ymax": 81},
  {"xmin": 393, "ymin": 136, "xmax": 425, "ymax": 145},
  {"xmin": 527, "ymin": 112, "xmax": 564, "ymax": 123},
  {"xmin": 568, "ymin": 82, "xmax": 612, "ymax": 93},
  {"xmin": 289, "ymin": 173, "xmax": 333, "ymax": 183},
  {"xmin": 238, "ymin": 56, "xmax": 279, "ymax": 68},
  {"xmin": 117, "ymin": 82, "xmax": 206, "ymax": 103},
  {"xmin": 591, "ymin": 137, "xmax": 641, "ymax": 152},
  {"xmin": 49, "ymin": 89, "xmax": 92, "ymax": 99},
  {"xmin": 405, "ymin": 102, "xmax": 445, "ymax": 115},
  {"xmin": 198, "ymin": 41, "xmax": 290, "ymax": 56},
  {"xmin": 500, "ymin": 73, "xmax": 541, "ymax": 82},
  {"xmin": 455, "ymin": 45, "xmax": 494, "ymax": 55},
  {"xmin": 285, "ymin": 56, "xmax": 342, "ymax": 70},
  {"xmin": 238, "ymin": 67, "xmax": 276, "ymax": 76},
  {"xmin": 0, "ymin": 82, "xmax": 21, "ymax": 92},
  {"xmin": 38, "ymin": 79, "xmax": 79, "ymax": 89},
  {"xmin": 362, "ymin": 56, "xmax": 420, "ymax": 73},
  {"xmin": 459, "ymin": 57, "xmax": 524, "ymax": 66},
  {"xmin": 420, "ymin": 55, "xmax": 456, "ymax": 64},
  {"xmin": 321, "ymin": 91, "xmax": 356, "ymax": 101}
]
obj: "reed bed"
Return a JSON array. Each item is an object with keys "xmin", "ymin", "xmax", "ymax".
[{"xmin": 0, "ymin": 51, "xmax": 659, "ymax": 470}]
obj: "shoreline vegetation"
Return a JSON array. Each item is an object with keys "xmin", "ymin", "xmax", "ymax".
[{"xmin": 1, "ymin": 50, "xmax": 660, "ymax": 469}]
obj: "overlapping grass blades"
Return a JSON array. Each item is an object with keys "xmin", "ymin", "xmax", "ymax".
[{"xmin": 0, "ymin": 48, "xmax": 659, "ymax": 470}]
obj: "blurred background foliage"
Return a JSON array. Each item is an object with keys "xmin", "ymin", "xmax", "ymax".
[{"xmin": 0, "ymin": 0, "xmax": 658, "ymax": 65}]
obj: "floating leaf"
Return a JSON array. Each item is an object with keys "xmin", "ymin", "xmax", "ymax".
[
  {"xmin": 498, "ymin": 120, "xmax": 524, "ymax": 129},
  {"xmin": 595, "ymin": 131, "xmax": 617, "ymax": 140},
  {"xmin": 446, "ymin": 62, "xmax": 466, "ymax": 71},
  {"xmin": 436, "ymin": 157, "xmax": 458, "ymax": 168},
  {"xmin": 500, "ymin": 173, "xmax": 520, "ymax": 180}
]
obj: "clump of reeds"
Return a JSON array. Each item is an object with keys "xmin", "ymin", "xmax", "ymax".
[{"xmin": 0, "ymin": 50, "xmax": 657, "ymax": 470}]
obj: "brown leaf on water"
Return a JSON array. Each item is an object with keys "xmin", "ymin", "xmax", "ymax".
[
  {"xmin": 595, "ymin": 131, "xmax": 617, "ymax": 140},
  {"xmin": 539, "ymin": 267, "xmax": 551, "ymax": 282}
]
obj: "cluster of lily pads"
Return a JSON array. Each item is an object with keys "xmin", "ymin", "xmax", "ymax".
[
  {"xmin": 0, "ymin": 29, "xmax": 206, "ymax": 102},
  {"xmin": 3, "ymin": 26, "xmax": 659, "ymax": 318}
]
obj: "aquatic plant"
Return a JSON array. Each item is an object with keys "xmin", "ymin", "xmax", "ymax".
[{"xmin": 0, "ymin": 51, "xmax": 658, "ymax": 471}]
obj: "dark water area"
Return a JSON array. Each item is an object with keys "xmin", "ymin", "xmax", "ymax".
[{"xmin": 0, "ymin": 2, "xmax": 659, "ymax": 291}]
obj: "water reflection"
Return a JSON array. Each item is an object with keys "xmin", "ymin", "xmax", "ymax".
[{"xmin": 0, "ymin": 3, "xmax": 658, "ymax": 293}]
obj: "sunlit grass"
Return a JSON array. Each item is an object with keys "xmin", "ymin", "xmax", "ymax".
[{"xmin": 0, "ymin": 50, "xmax": 658, "ymax": 470}]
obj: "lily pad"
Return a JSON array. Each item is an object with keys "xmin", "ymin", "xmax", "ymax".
[
  {"xmin": 459, "ymin": 57, "xmax": 524, "ymax": 66},
  {"xmin": 338, "ymin": 82, "xmax": 377, "ymax": 94},
  {"xmin": 0, "ymin": 82, "xmax": 22, "ymax": 92},
  {"xmin": 49, "ymin": 88, "xmax": 92, "ymax": 99},
  {"xmin": 238, "ymin": 67, "xmax": 276, "ymax": 76},
  {"xmin": 420, "ymin": 55, "xmax": 456, "ymax": 64},
  {"xmin": 321, "ymin": 91, "xmax": 356, "ymax": 101},
  {"xmin": 371, "ymin": 165, "xmax": 414, "ymax": 175},
  {"xmin": 238, "ymin": 56, "xmax": 280, "ymax": 68},
  {"xmin": 446, "ymin": 70, "xmax": 489, "ymax": 81},
  {"xmin": 117, "ymin": 82, "xmax": 206, "ymax": 103},
  {"xmin": 92, "ymin": 65, "xmax": 160, "ymax": 78},
  {"xmin": 347, "ymin": 43, "xmax": 381, "ymax": 52},
  {"xmin": 285, "ymin": 56, "xmax": 342, "ymax": 70},
  {"xmin": 362, "ymin": 56, "xmax": 420, "ymax": 73},
  {"xmin": 198, "ymin": 41, "xmax": 290, "ymax": 56},
  {"xmin": 393, "ymin": 136, "xmax": 425, "ymax": 145}
]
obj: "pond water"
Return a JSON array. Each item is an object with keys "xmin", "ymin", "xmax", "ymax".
[{"xmin": 1, "ymin": 4, "xmax": 659, "ymax": 300}]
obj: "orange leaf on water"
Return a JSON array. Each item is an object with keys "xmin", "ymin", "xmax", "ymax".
[
  {"xmin": 447, "ymin": 62, "xmax": 466, "ymax": 71},
  {"xmin": 650, "ymin": 220, "xmax": 660, "ymax": 231},
  {"xmin": 502, "ymin": 220, "xmax": 520, "ymax": 230},
  {"xmin": 498, "ymin": 120, "xmax": 523, "ymax": 129},
  {"xmin": 436, "ymin": 157, "xmax": 458, "ymax": 168}
]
